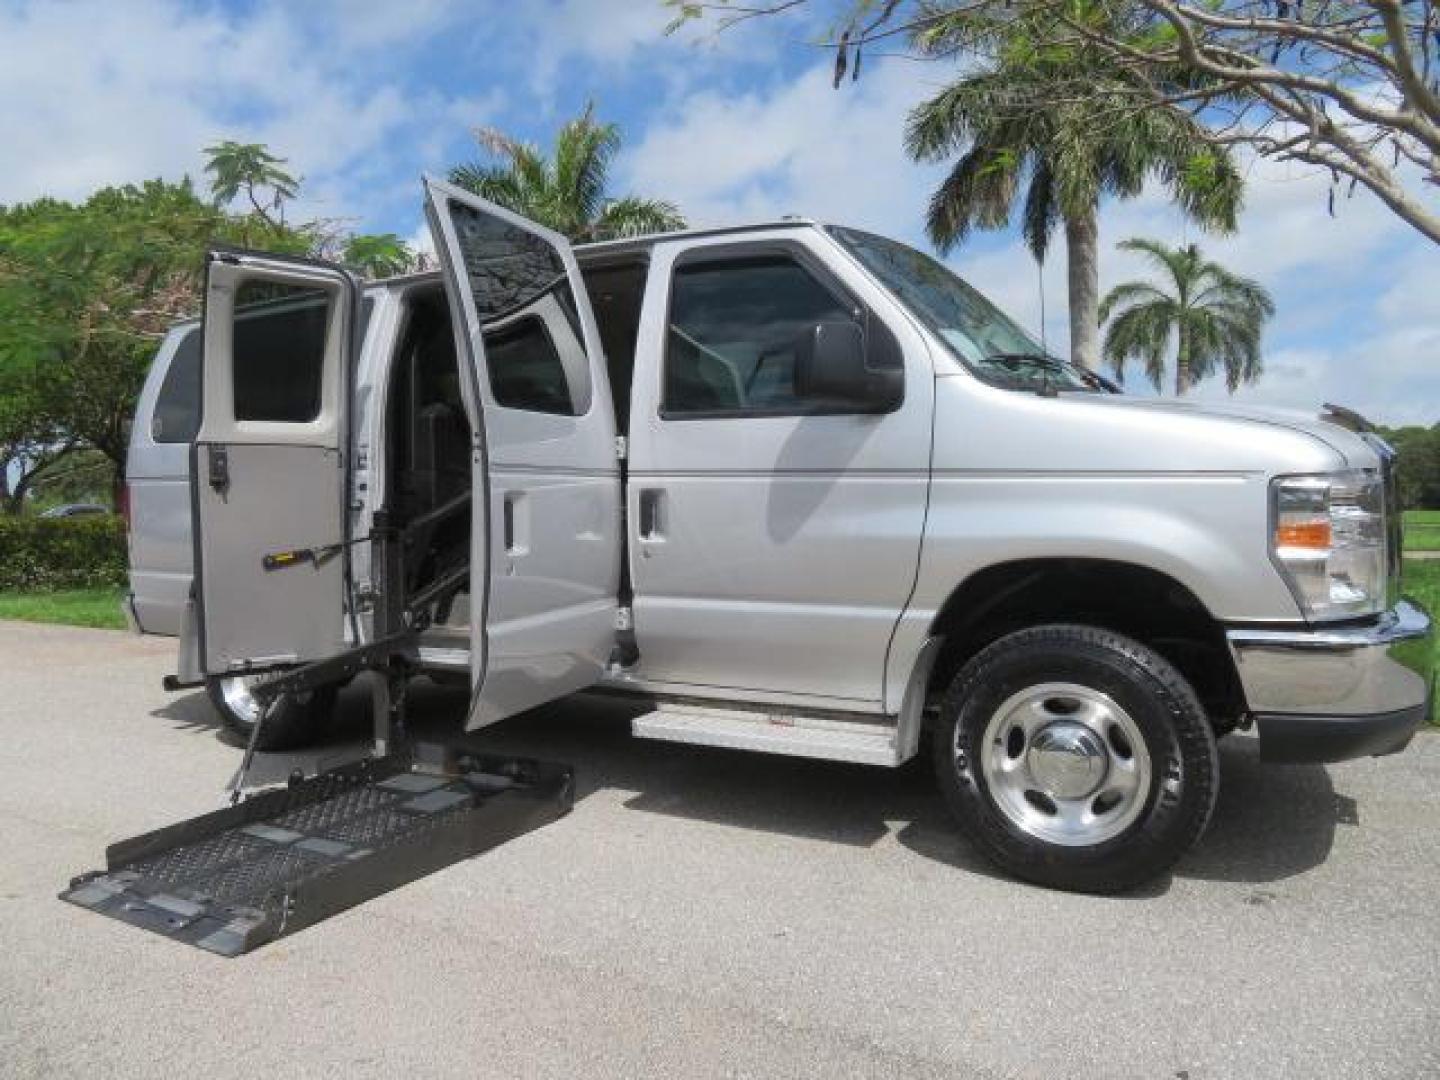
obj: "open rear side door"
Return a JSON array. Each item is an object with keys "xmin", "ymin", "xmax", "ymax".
[
  {"xmin": 423, "ymin": 178, "xmax": 621, "ymax": 729},
  {"xmin": 192, "ymin": 250, "xmax": 360, "ymax": 675}
]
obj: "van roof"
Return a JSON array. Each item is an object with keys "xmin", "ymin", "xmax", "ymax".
[
  {"xmin": 371, "ymin": 217, "xmax": 821, "ymax": 287},
  {"xmin": 164, "ymin": 218, "xmax": 825, "ymax": 328}
]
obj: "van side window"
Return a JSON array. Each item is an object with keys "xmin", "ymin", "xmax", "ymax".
[
  {"xmin": 447, "ymin": 199, "xmax": 590, "ymax": 416},
  {"xmin": 484, "ymin": 315, "xmax": 574, "ymax": 415},
  {"xmin": 664, "ymin": 254, "xmax": 857, "ymax": 417},
  {"xmin": 152, "ymin": 329, "xmax": 201, "ymax": 443},
  {"xmin": 232, "ymin": 281, "xmax": 331, "ymax": 423}
]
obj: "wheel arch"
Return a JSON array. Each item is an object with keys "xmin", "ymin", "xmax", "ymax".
[{"xmin": 912, "ymin": 557, "xmax": 1246, "ymax": 734}]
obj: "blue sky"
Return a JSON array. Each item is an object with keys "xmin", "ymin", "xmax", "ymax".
[{"xmin": 2, "ymin": 0, "xmax": 1436, "ymax": 425}]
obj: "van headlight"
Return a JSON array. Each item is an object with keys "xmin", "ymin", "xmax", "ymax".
[{"xmin": 1271, "ymin": 470, "xmax": 1387, "ymax": 620}]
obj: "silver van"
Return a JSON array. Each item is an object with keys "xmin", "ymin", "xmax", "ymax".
[{"xmin": 125, "ymin": 179, "xmax": 1433, "ymax": 891}]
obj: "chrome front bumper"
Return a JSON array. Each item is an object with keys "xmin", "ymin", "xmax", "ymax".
[{"xmin": 1226, "ymin": 600, "xmax": 1434, "ymax": 762}]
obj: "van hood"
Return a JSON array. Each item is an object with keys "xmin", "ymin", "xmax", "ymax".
[
  {"xmin": 1076, "ymin": 395, "xmax": 1381, "ymax": 469},
  {"xmin": 932, "ymin": 374, "xmax": 1383, "ymax": 476}
]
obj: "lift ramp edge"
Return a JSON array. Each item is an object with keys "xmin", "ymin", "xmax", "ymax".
[{"xmin": 60, "ymin": 747, "xmax": 574, "ymax": 957}]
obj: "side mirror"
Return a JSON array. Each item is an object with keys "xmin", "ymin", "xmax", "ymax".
[{"xmin": 793, "ymin": 318, "xmax": 903, "ymax": 412}]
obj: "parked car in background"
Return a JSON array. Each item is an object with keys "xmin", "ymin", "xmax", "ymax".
[{"xmin": 40, "ymin": 503, "xmax": 109, "ymax": 518}]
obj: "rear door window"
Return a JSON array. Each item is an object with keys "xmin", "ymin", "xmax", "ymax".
[
  {"xmin": 151, "ymin": 329, "xmax": 201, "ymax": 443},
  {"xmin": 232, "ymin": 282, "xmax": 332, "ymax": 423}
]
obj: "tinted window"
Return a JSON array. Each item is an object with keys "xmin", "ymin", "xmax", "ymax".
[
  {"xmin": 232, "ymin": 281, "xmax": 331, "ymax": 422},
  {"xmin": 829, "ymin": 226, "xmax": 1103, "ymax": 393},
  {"xmin": 485, "ymin": 316, "xmax": 573, "ymax": 414},
  {"xmin": 665, "ymin": 255, "xmax": 856, "ymax": 416},
  {"xmin": 152, "ymin": 329, "xmax": 201, "ymax": 443},
  {"xmin": 446, "ymin": 198, "xmax": 589, "ymax": 414}
]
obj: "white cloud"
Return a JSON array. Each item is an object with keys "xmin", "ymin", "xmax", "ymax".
[
  {"xmin": 619, "ymin": 59, "xmax": 945, "ymax": 236},
  {"xmin": 1, "ymin": 0, "xmax": 1432, "ymax": 424},
  {"xmin": 508, "ymin": 0, "xmax": 785, "ymax": 104},
  {"xmin": 0, "ymin": 0, "xmax": 496, "ymax": 230},
  {"xmin": 405, "ymin": 221, "xmax": 437, "ymax": 263},
  {"xmin": 1186, "ymin": 325, "xmax": 1440, "ymax": 427}
]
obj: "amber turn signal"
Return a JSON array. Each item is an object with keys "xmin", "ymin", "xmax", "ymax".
[{"xmin": 1275, "ymin": 520, "xmax": 1332, "ymax": 549}]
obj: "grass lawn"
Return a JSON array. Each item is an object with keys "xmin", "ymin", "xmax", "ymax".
[
  {"xmin": 0, "ymin": 588, "xmax": 126, "ymax": 630},
  {"xmin": 1405, "ymin": 509, "xmax": 1440, "ymax": 552},
  {"xmin": 1400, "ymin": 559, "xmax": 1439, "ymax": 723}
]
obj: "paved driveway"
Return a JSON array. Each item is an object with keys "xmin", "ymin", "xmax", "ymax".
[{"xmin": 1, "ymin": 620, "xmax": 1437, "ymax": 1079}]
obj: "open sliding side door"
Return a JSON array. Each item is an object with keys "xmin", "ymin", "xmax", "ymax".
[
  {"xmin": 423, "ymin": 178, "xmax": 621, "ymax": 730},
  {"xmin": 192, "ymin": 250, "xmax": 361, "ymax": 676}
]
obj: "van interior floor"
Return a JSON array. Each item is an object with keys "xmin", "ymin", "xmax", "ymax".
[{"xmin": 60, "ymin": 746, "xmax": 572, "ymax": 956}]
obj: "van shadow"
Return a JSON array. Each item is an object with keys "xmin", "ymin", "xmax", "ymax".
[
  {"xmin": 765, "ymin": 414, "xmax": 877, "ymax": 544},
  {"xmin": 151, "ymin": 688, "xmax": 373, "ymax": 788},
  {"xmin": 161, "ymin": 680, "xmax": 1347, "ymax": 895}
]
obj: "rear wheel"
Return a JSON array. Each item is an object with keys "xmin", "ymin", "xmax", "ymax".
[
  {"xmin": 205, "ymin": 674, "xmax": 336, "ymax": 751},
  {"xmin": 934, "ymin": 624, "xmax": 1219, "ymax": 893}
]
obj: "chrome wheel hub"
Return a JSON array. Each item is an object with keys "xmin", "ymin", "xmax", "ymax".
[
  {"xmin": 220, "ymin": 675, "xmax": 264, "ymax": 725},
  {"xmin": 970, "ymin": 682, "xmax": 1153, "ymax": 847},
  {"xmin": 219, "ymin": 672, "xmax": 295, "ymax": 726},
  {"xmin": 1027, "ymin": 723, "xmax": 1107, "ymax": 800}
]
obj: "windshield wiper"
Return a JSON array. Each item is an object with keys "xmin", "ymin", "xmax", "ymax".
[{"xmin": 984, "ymin": 353, "xmax": 1119, "ymax": 394}]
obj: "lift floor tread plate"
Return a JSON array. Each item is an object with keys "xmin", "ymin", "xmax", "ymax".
[{"xmin": 60, "ymin": 749, "xmax": 573, "ymax": 956}]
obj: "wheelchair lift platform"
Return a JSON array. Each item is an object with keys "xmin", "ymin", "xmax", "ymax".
[{"xmin": 61, "ymin": 746, "xmax": 572, "ymax": 957}]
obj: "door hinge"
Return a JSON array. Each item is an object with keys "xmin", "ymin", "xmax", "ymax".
[
  {"xmin": 615, "ymin": 606, "xmax": 633, "ymax": 631},
  {"xmin": 615, "ymin": 436, "xmax": 627, "ymax": 462}
]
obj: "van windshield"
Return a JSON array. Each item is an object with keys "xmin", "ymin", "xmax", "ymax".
[{"xmin": 827, "ymin": 226, "xmax": 1111, "ymax": 394}]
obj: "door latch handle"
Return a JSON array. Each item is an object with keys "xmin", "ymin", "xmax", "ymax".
[
  {"xmin": 502, "ymin": 491, "xmax": 527, "ymax": 556},
  {"xmin": 208, "ymin": 445, "xmax": 230, "ymax": 496},
  {"xmin": 638, "ymin": 489, "xmax": 665, "ymax": 541}
]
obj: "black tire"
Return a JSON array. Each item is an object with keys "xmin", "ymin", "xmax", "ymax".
[
  {"xmin": 933, "ymin": 624, "xmax": 1219, "ymax": 894},
  {"xmin": 205, "ymin": 674, "xmax": 336, "ymax": 751}
]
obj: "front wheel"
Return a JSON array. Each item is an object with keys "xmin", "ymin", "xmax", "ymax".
[
  {"xmin": 934, "ymin": 624, "xmax": 1219, "ymax": 894},
  {"xmin": 205, "ymin": 674, "xmax": 336, "ymax": 751}
]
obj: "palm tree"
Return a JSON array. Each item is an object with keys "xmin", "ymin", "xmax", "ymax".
[
  {"xmin": 448, "ymin": 103, "xmax": 684, "ymax": 243},
  {"xmin": 203, "ymin": 141, "xmax": 300, "ymax": 228},
  {"xmin": 904, "ymin": 24, "xmax": 1243, "ymax": 369},
  {"xmin": 342, "ymin": 233, "xmax": 417, "ymax": 279},
  {"xmin": 1100, "ymin": 238, "xmax": 1275, "ymax": 396}
]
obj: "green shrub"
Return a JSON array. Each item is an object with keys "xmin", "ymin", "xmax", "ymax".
[{"xmin": 0, "ymin": 516, "xmax": 128, "ymax": 591}]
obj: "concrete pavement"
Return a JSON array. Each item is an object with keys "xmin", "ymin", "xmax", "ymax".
[{"xmin": 1, "ymin": 619, "xmax": 1437, "ymax": 1079}]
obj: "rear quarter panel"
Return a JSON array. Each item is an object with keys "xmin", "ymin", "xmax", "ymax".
[{"xmin": 126, "ymin": 325, "xmax": 199, "ymax": 636}]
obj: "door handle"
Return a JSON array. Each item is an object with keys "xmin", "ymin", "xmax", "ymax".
[
  {"xmin": 638, "ymin": 489, "xmax": 665, "ymax": 541},
  {"xmin": 502, "ymin": 491, "xmax": 527, "ymax": 556},
  {"xmin": 207, "ymin": 445, "xmax": 230, "ymax": 496}
]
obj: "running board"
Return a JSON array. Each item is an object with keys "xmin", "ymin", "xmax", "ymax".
[
  {"xmin": 60, "ymin": 748, "xmax": 572, "ymax": 956},
  {"xmin": 631, "ymin": 705, "xmax": 901, "ymax": 766}
]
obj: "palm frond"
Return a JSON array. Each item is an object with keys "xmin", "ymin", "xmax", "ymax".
[
  {"xmin": 926, "ymin": 145, "xmax": 1021, "ymax": 254},
  {"xmin": 554, "ymin": 103, "xmax": 621, "ymax": 230},
  {"xmin": 1020, "ymin": 160, "xmax": 1058, "ymax": 264},
  {"xmin": 1101, "ymin": 297, "xmax": 1175, "ymax": 390},
  {"xmin": 1098, "ymin": 280, "xmax": 1168, "ymax": 322},
  {"xmin": 472, "ymin": 125, "xmax": 529, "ymax": 163},
  {"xmin": 447, "ymin": 106, "xmax": 683, "ymax": 242},
  {"xmin": 1114, "ymin": 237, "xmax": 1193, "ymax": 285},
  {"xmin": 592, "ymin": 197, "xmax": 686, "ymax": 241},
  {"xmin": 446, "ymin": 163, "xmax": 533, "ymax": 215}
]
